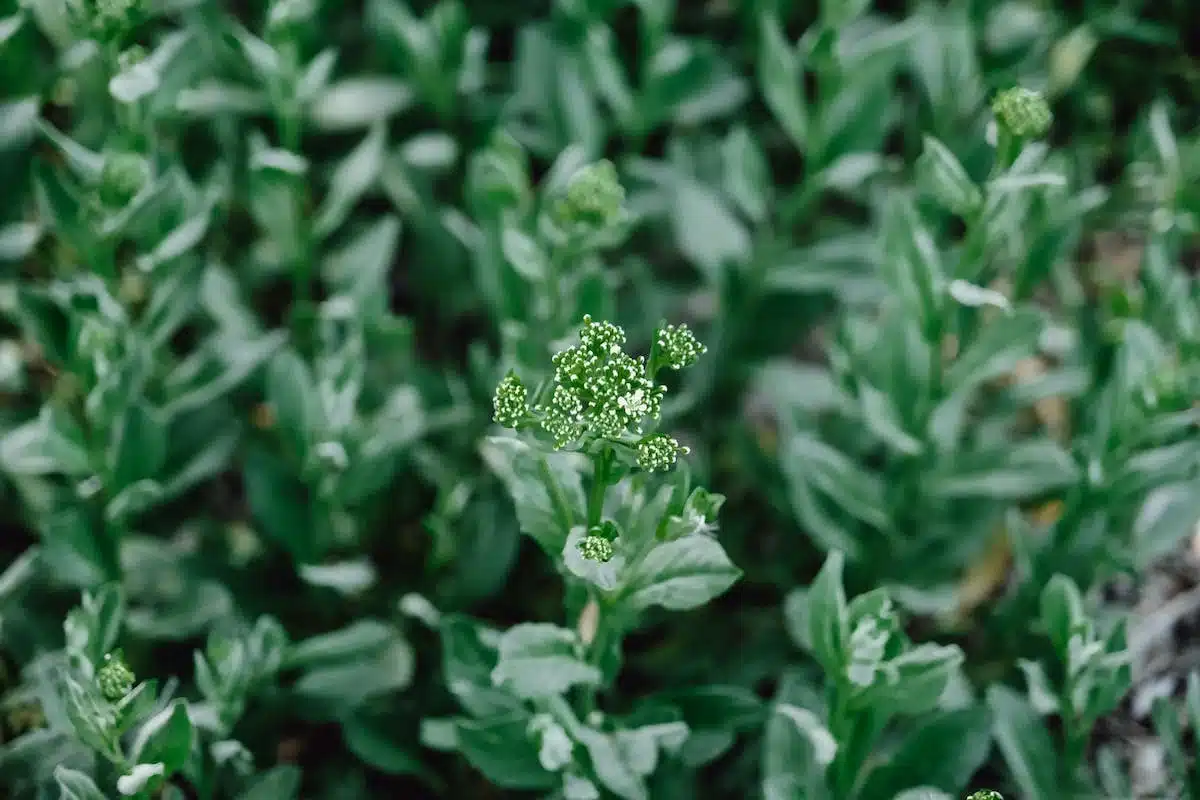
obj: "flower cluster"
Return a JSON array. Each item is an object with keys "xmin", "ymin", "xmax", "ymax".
[
  {"xmin": 991, "ymin": 87, "xmax": 1052, "ymax": 139},
  {"xmin": 492, "ymin": 372, "xmax": 530, "ymax": 429},
  {"xmin": 653, "ymin": 323, "xmax": 707, "ymax": 372},
  {"xmin": 551, "ymin": 160, "xmax": 625, "ymax": 238},
  {"xmin": 540, "ymin": 315, "xmax": 664, "ymax": 446},
  {"xmin": 96, "ymin": 652, "xmax": 134, "ymax": 701},
  {"xmin": 577, "ymin": 534, "xmax": 615, "ymax": 563},
  {"xmin": 967, "ymin": 792, "xmax": 1003, "ymax": 800},
  {"xmin": 636, "ymin": 433, "xmax": 688, "ymax": 472},
  {"xmin": 98, "ymin": 152, "xmax": 150, "ymax": 209}
]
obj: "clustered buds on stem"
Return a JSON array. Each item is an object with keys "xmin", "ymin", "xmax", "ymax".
[
  {"xmin": 98, "ymin": 152, "xmax": 150, "ymax": 209},
  {"xmin": 967, "ymin": 792, "xmax": 1003, "ymax": 800},
  {"xmin": 991, "ymin": 87, "xmax": 1052, "ymax": 139},
  {"xmin": 551, "ymin": 160, "xmax": 625, "ymax": 239},
  {"xmin": 68, "ymin": 0, "xmax": 145, "ymax": 45},
  {"xmin": 492, "ymin": 316, "xmax": 706, "ymax": 469},
  {"xmin": 96, "ymin": 652, "xmax": 134, "ymax": 701},
  {"xmin": 636, "ymin": 433, "xmax": 688, "ymax": 473},
  {"xmin": 577, "ymin": 534, "xmax": 615, "ymax": 563}
]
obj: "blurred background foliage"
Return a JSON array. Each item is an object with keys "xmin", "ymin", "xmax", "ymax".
[{"xmin": 0, "ymin": 0, "xmax": 1199, "ymax": 796}]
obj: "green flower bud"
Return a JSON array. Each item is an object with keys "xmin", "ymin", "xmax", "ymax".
[
  {"xmin": 967, "ymin": 792, "xmax": 1003, "ymax": 800},
  {"xmin": 577, "ymin": 534, "xmax": 614, "ymax": 563},
  {"xmin": 69, "ymin": 0, "xmax": 144, "ymax": 44},
  {"xmin": 539, "ymin": 315, "xmax": 664, "ymax": 447},
  {"xmin": 493, "ymin": 372, "xmax": 530, "ymax": 429},
  {"xmin": 653, "ymin": 323, "xmax": 707, "ymax": 372},
  {"xmin": 636, "ymin": 433, "xmax": 688, "ymax": 472},
  {"xmin": 551, "ymin": 160, "xmax": 625, "ymax": 238},
  {"xmin": 97, "ymin": 652, "xmax": 134, "ymax": 701},
  {"xmin": 98, "ymin": 152, "xmax": 150, "ymax": 209},
  {"xmin": 991, "ymin": 87, "xmax": 1052, "ymax": 139}
]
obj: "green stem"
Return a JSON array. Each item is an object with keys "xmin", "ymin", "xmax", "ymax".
[
  {"xmin": 587, "ymin": 446, "xmax": 613, "ymax": 528},
  {"xmin": 828, "ymin": 681, "xmax": 853, "ymax": 799}
]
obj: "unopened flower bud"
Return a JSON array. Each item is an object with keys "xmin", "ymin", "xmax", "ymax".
[
  {"xmin": 552, "ymin": 160, "xmax": 625, "ymax": 237},
  {"xmin": 97, "ymin": 652, "xmax": 134, "ymax": 701},
  {"xmin": 577, "ymin": 535, "xmax": 615, "ymax": 563},
  {"xmin": 98, "ymin": 151, "xmax": 150, "ymax": 209},
  {"xmin": 69, "ymin": 0, "xmax": 144, "ymax": 44},
  {"xmin": 493, "ymin": 372, "xmax": 530, "ymax": 429},
  {"xmin": 636, "ymin": 433, "xmax": 688, "ymax": 472},
  {"xmin": 992, "ymin": 87, "xmax": 1052, "ymax": 139},
  {"xmin": 654, "ymin": 323, "xmax": 707, "ymax": 371}
]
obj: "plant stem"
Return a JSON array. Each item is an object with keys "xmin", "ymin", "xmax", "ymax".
[{"xmin": 587, "ymin": 446, "xmax": 613, "ymax": 528}]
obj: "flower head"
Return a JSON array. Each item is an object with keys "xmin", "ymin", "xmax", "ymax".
[
  {"xmin": 577, "ymin": 534, "xmax": 615, "ymax": 563},
  {"xmin": 493, "ymin": 372, "xmax": 530, "ymax": 429},
  {"xmin": 653, "ymin": 323, "xmax": 707, "ymax": 372},
  {"xmin": 551, "ymin": 160, "xmax": 625, "ymax": 238},
  {"xmin": 967, "ymin": 792, "xmax": 1003, "ymax": 800},
  {"xmin": 992, "ymin": 87, "xmax": 1052, "ymax": 139},
  {"xmin": 637, "ymin": 433, "xmax": 688, "ymax": 472},
  {"xmin": 540, "ymin": 315, "xmax": 664, "ymax": 446},
  {"xmin": 98, "ymin": 152, "xmax": 150, "ymax": 209},
  {"xmin": 97, "ymin": 652, "xmax": 134, "ymax": 701}
]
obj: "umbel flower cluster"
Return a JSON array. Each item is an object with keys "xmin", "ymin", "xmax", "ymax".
[
  {"xmin": 493, "ymin": 315, "xmax": 706, "ymax": 472},
  {"xmin": 991, "ymin": 87, "xmax": 1052, "ymax": 139}
]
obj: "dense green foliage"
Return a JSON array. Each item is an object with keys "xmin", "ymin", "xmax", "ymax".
[{"xmin": 1, "ymin": 0, "xmax": 1199, "ymax": 797}]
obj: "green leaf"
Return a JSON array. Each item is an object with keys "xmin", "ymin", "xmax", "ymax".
[
  {"xmin": 307, "ymin": 77, "xmax": 416, "ymax": 131},
  {"xmin": 859, "ymin": 707, "xmax": 993, "ymax": 800},
  {"xmin": 1133, "ymin": 481, "xmax": 1200, "ymax": 569},
  {"xmin": 130, "ymin": 700, "xmax": 192, "ymax": 776},
  {"xmin": 454, "ymin": 714, "xmax": 556, "ymax": 790},
  {"xmin": 237, "ymin": 766, "xmax": 302, "ymax": 800},
  {"xmin": 108, "ymin": 401, "xmax": 167, "ymax": 492},
  {"xmin": 0, "ymin": 408, "xmax": 91, "ymax": 476},
  {"xmin": 501, "ymin": 225, "xmax": 550, "ymax": 282},
  {"xmin": 915, "ymin": 135, "xmax": 981, "ymax": 216},
  {"xmin": 670, "ymin": 178, "xmax": 751, "ymax": 284},
  {"xmin": 54, "ymin": 766, "xmax": 108, "ymax": 800},
  {"xmin": 621, "ymin": 534, "xmax": 741, "ymax": 612},
  {"xmin": 987, "ymin": 686, "xmax": 1058, "ymax": 800},
  {"xmin": 807, "ymin": 551, "xmax": 848, "ymax": 674},
  {"xmin": 722, "ymin": 125, "xmax": 771, "ymax": 223},
  {"xmin": 314, "ymin": 122, "xmax": 388, "ymax": 239},
  {"xmin": 858, "ymin": 381, "xmax": 923, "ymax": 456},
  {"xmin": 783, "ymin": 433, "xmax": 890, "ymax": 531},
  {"xmin": 757, "ymin": 14, "xmax": 806, "ymax": 150},
  {"xmin": 490, "ymin": 623, "xmax": 601, "ymax": 699},
  {"xmin": 577, "ymin": 727, "xmax": 648, "ymax": 800},
  {"xmin": 321, "ymin": 215, "xmax": 402, "ymax": 317},
  {"xmin": 267, "ymin": 349, "xmax": 319, "ymax": 461},
  {"xmin": 1039, "ymin": 574, "xmax": 1085, "ymax": 659},
  {"xmin": 925, "ymin": 440, "xmax": 1079, "ymax": 500},
  {"xmin": 762, "ymin": 703, "xmax": 832, "ymax": 800},
  {"xmin": 943, "ymin": 308, "xmax": 1043, "ymax": 394},
  {"xmin": 481, "ymin": 435, "xmax": 586, "ymax": 556},
  {"xmin": 291, "ymin": 621, "xmax": 415, "ymax": 709}
]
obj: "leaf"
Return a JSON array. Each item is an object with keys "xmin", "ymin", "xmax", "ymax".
[
  {"xmin": 501, "ymin": 225, "xmax": 550, "ymax": 282},
  {"xmin": 670, "ymin": 179, "xmax": 751, "ymax": 284},
  {"xmin": 135, "ymin": 209, "xmax": 211, "ymax": 272},
  {"xmin": 108, "ymin": 401, "xmax": 167, "ymax": 492},
  {"xmin": 237, "ymin": 766, "xmax": 302, "ymax": 800},
  {"xmin": 915, "ymin": 135, "xmax": 981, "ymax": 216},
  {"xmin": 622, "ymin": 534, "xmax": 740, "ymax": 612},
  {"xmin": 943, "ymin": 308, "xmax": 1043, "ymax": 393},
  {"xmin": 314, "ymin": 122, "xmax": 388, "ymax": 238},
  {"xmin": 757, "ymin": 14, "xmax": 806, "ymax": 150},
  {"xmin": 762, "ymin": 703, "xmax": 832, "ymax": 800},
  {"xmin": 321, "ymin": 214, "xmax": 401, "ymax": 317},
  {"xmin": 267, "ymin": 349, "xmax": 319, "ymax": 461},
  {"xmin": 987, "ymin": 685, "xmax": 1058, "ymax": 800},
  {"xmin": 291, "ymin": 621, "xmax": 415, "ymax": 709},
  {"xmin": 807, "ymin": 551, "xmax": 848, "ymax": 674},
  {"xmin": 490, "ymin": 623, "xmax": 601, "ymax": 699},
  {"xmin": 859, "ymin": 707, "xmax": 993, "ymax": 800},
  {"xmin": 577, "ymin": 727, "xmax": 647, "ymax": 800},
  {"xmin": 130, "ymin": 701, "xmax": 192, "ymax": 776},
  {"xmin": 783, "ymin": 433, "xmax": 890, "ymax": 531},
  {"xmin": 858, "ymin": 382, "xmax": 924, "ymax": 455},
  {"xmin": 1133, "ymin": 480, "xmax": 1200, "ymax": 569},
  {"xmin": 307, "ymin": 77, "xmax": 416, "ymax": 131},
  {"xmin": 480, "ymin": 435, "xmax": 586, "ymax": 556},
  {"xmin": 54, "ymin": 766, "xmax": 107, "ymax": 800},
  {"xmin": 925, "ymin": 440, "xmax": 1079, "ymax": 500},
  {"xmin": 454, "ymin": 714, "xmax": 556, "ymax": 790},
  {"xmin": 298, "ymin": 558, "xmax": 378, "ymax": 595},
  {"xmin": 0, "ymin": 409, "xmax": 91, "ymax": 476},
  {"xmin": 1040, "ymin": 574, "xmax": 1086, "ymax": 658},
  {"xmin": 722, "ymin": 125, "xmax": 771, "ymax": 223}
]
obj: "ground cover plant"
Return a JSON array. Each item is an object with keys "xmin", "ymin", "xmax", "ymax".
[{"xmin": 0, "ymin": 0, "xmax": 1199, "ymax": 797}]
